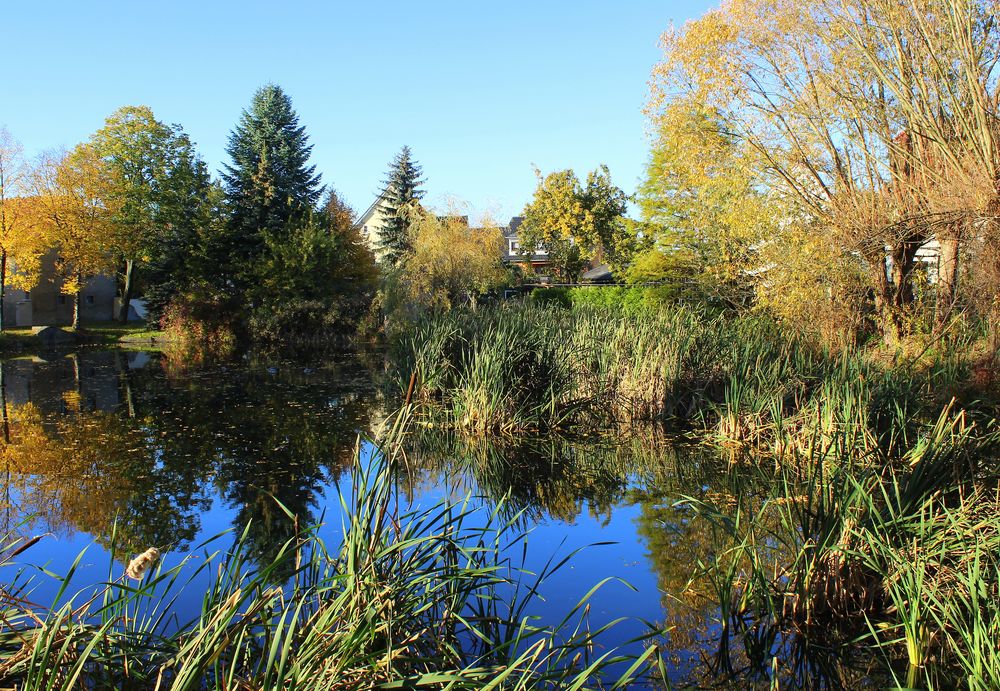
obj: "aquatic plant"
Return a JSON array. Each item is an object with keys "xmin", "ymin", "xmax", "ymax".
[
  {"xmin": 675, "ymin": 406, "xmax": 1000, "ymax": 688},
  {"xmin": 390, "ymin": 302, "xmax": 986, "ymax": 448}
]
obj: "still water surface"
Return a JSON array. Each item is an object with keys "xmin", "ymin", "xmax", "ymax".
[{"xmin": 0, "ymin": 348, "xmax": 818, "ymax": 686}]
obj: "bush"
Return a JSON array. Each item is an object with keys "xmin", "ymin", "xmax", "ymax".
[
  {"xmin": 528, "ymin": 287, "xmax": 571, "ymax": 308},
  {"xmin": 248, "ymin": 297, "xmax": 353, "ymax": 348},
  {"xmin": 528, "ymin": 285, "xmax": 678, "ymax": 313},
  {"xmin": 159, "ymin": 293, "xmax": 239, "ymax": 367}
]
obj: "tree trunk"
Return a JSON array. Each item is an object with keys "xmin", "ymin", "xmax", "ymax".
[
  {"xmin": 0, "ymin": 250, "xmax": 6, "ymax": 332},
  {"xmin": 889, "ymin": 237, "xmax": 921, "ymax": 311},
  {"xmin": 873, "ymin": 235, "xmax": 924, "ymax": 346},
  {"xmin": 118, "ymin": 258, "xmax": 134, "ymax": 324},
  {"xmin": 869, "ymin": 252, "xmax": 902, "ymax": 347},
  {"xmin": 72, "ymin": 291, "xmax": 81, "ymax": 330},
  {"xmin": 934, "ymin": 226, "xmax": 961, "ymax": 335},
  {"xmin": 116, "ymin": 351, "xmax": 136, "ymax": 418},
  {"xmin": 0, "ymin": 360, "xmax": 8, "ymax": 444}
]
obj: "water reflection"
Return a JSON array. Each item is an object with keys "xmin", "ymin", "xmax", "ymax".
[
  {"xmin": 0, "ymin": 352, "xmax": 375, "ymax": 564},
  {"xmin": 0, "ymin": 351, "xmax": 885, "ymax": 687}
]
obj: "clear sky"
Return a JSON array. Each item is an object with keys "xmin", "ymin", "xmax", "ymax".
[{"xmin": 5, "ymin": 1, "xmax": 716, "ymax": 222}]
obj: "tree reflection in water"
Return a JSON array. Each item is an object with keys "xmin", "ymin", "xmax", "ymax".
[
  {"xmin": 0, "ymin": 352, "xmax": 375, "ymax": 566},
  {"xmin": 0, "ymin": 351, "xmax": 887, "ymax": 687}
]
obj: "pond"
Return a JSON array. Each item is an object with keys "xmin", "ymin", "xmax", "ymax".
[{"xmin": 0, "ymin": 349, "xmax": 886, "ymax": 687}]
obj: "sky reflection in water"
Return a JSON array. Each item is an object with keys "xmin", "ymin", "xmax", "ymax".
[{"xmin": 0, "ymin": 349, "xmax": 738, "ymax": 686}]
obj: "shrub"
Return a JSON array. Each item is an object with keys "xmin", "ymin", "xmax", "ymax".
[
  {"xmin": 159, "ymin": 293, "xmax": 238, "ymax": 366},
  {"xmin": 528, "ymin": 287, "xmax": 571, "ymax": 308}
]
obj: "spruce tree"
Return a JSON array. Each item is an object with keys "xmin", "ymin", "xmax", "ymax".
[
  {"xmin": 376, "ymin": 146, "xmax": 425, "ymax": 267},
  {"xmin": 222, "ymin": 84, "xmax": 322, "ymax": 279}
]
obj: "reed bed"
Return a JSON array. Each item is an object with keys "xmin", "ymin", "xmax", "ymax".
[
  {"xmin": 676, "ymin": 406, "xmax": 1000, "ymax": 689},
  {"xmin": 391, "ymin": 301, "xmax": 1000, "ymax": 686},
  {"xmin": 0, "ymin": 411, "xmax": 664, "ymax": 690},
  {"xmin": 390, "ymin": 302, "xmax": 977, "ymax": 449}
]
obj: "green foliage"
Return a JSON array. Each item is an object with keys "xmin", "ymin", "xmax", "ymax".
[
  {"xmin": 635, "ymin": 100, "xmax": 770, "ymax": 309},
  {"xmin": 143, "ymin": 179, "xmax": 226, "ymax": 320},
  {"xmin": 249, "ymin": 213, "xmax": 376, "ymax": 346},
  {"xmin": 528, "ymin": 287, "xmax": 572, "ymax": 308},
  {"xmin": 88, "ymin": 106, "xmax": 208, "ymax": 273},
  {"xmin": 222, "ymin": 84, "xmax": 323, "ymax": 285},
  {"xmin": 530, "ymin": 286, "xmax": 680, "ymax": 313},
  {"xmin": 376, "ymin": 145, "xmax": 425, "ymax": 268},
  {"xmin": 519, "ymin": 166, "xmax": 628, "ymax": 281}
]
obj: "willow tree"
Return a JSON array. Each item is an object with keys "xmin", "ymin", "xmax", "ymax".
[
  {"xmin": 401, "ymin": 208, "xmax": 507, "ymax": 310},
  {"xmin": 649, "ymin": 0, "xmax": 999, "ymax": 343},
  {"xmin": 827, "ymin": 0, "xmax": 1000, "ymax": 333}
]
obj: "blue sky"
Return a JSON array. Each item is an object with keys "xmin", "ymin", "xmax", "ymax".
[{"xmin": 6, "ymin": 1, "xmax": 716, "ymax": 222}]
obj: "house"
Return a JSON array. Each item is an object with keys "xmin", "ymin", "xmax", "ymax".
[
  {"xmin": 502, "ymin": 216, "xmax": 553, "ymax": 275},
  {"xmin": 2, "ymin": 249, "xmax": 116, "ymax": 328},
  {"xmin": 353, "ymin": 193, "xmax": 393, "ymax": 262}
]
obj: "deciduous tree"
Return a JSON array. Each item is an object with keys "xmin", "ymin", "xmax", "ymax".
[
  {"xmin": 637, "ymin": 101, "xmax": 772, "ymax": 307},
  {"xmin": 32, "ymin": 146, "xmax": 118, "ymax": 329},
  {"xmin": 399, "ymin": 207, "xmax": 507, "ymax": 310},
  {"xmin": 648, "ymin": 0, "xmax": 999, "ymax": 343},
  {"xmin": 88, "ymin": 106, "xmax": 211, "ymax": 323},
  {"xmin": 0, "ymin": 129, "xmax": 51, "ymax": 329},
  {"xmin": 519, "ymin": 167, "xmax": 628, "ymax": 282}
]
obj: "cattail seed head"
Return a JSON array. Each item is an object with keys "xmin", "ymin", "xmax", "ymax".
[{"xmin": 126, "ymin": 547, "xmax": 161, "ymax": 580}]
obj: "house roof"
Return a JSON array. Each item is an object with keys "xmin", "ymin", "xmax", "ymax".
[
  {"xmin": 581, "ymin": 264, "xmax": 614, "ymax": 282},
  {"xmin": 353, "ymin": 192, "xmax": 387, "ymax": 229}
]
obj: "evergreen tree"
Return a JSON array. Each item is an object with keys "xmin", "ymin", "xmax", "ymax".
[
  {"xmin": 376, "ymin": 146, "xmax": 424, "ymax": 267},
  {"xmin": 222, "ymin": 84, "xmax": 322, "ymax": 280}
]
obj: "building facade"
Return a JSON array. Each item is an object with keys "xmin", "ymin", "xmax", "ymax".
[{"xmin": 2, "ymin": 250, "xmax": 116, "ymax": 328}]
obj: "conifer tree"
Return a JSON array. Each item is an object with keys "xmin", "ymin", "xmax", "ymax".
[
  {"xmin": 222, "ymin": 85, "xmax": 322, "ymax": 280},
  {"xmin": 376, "ymin": 146, "xmax": 424, "ymax": 267}
]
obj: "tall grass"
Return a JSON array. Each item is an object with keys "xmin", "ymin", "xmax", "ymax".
[
  {"xmin": 0, "ymin": 411, "xmax": 663, "ymax": 689},
  {"xmin": 390, "ymin": 302, "xmax": 980, "ymax": 449},
  {"xmin": 675, "ymin": 406, "xmax": 1000, "ymax": 688}
]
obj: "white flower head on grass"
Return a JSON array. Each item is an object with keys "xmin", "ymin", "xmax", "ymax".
[{"xmin": 126, "ymin": 547, "xmax": 161, "ymax": 581}]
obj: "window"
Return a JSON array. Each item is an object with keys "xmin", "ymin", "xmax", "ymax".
[
  {"xmin": 85, "ymin": 295, "xmax": 95, "ymax": 305},
  {"xmin": 58, "ymin": 295, "xmax": 67, "ymax": 305},
  {"xmin": 24, "ymin": 291, "xmax": 30, "ymax": 300}
]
